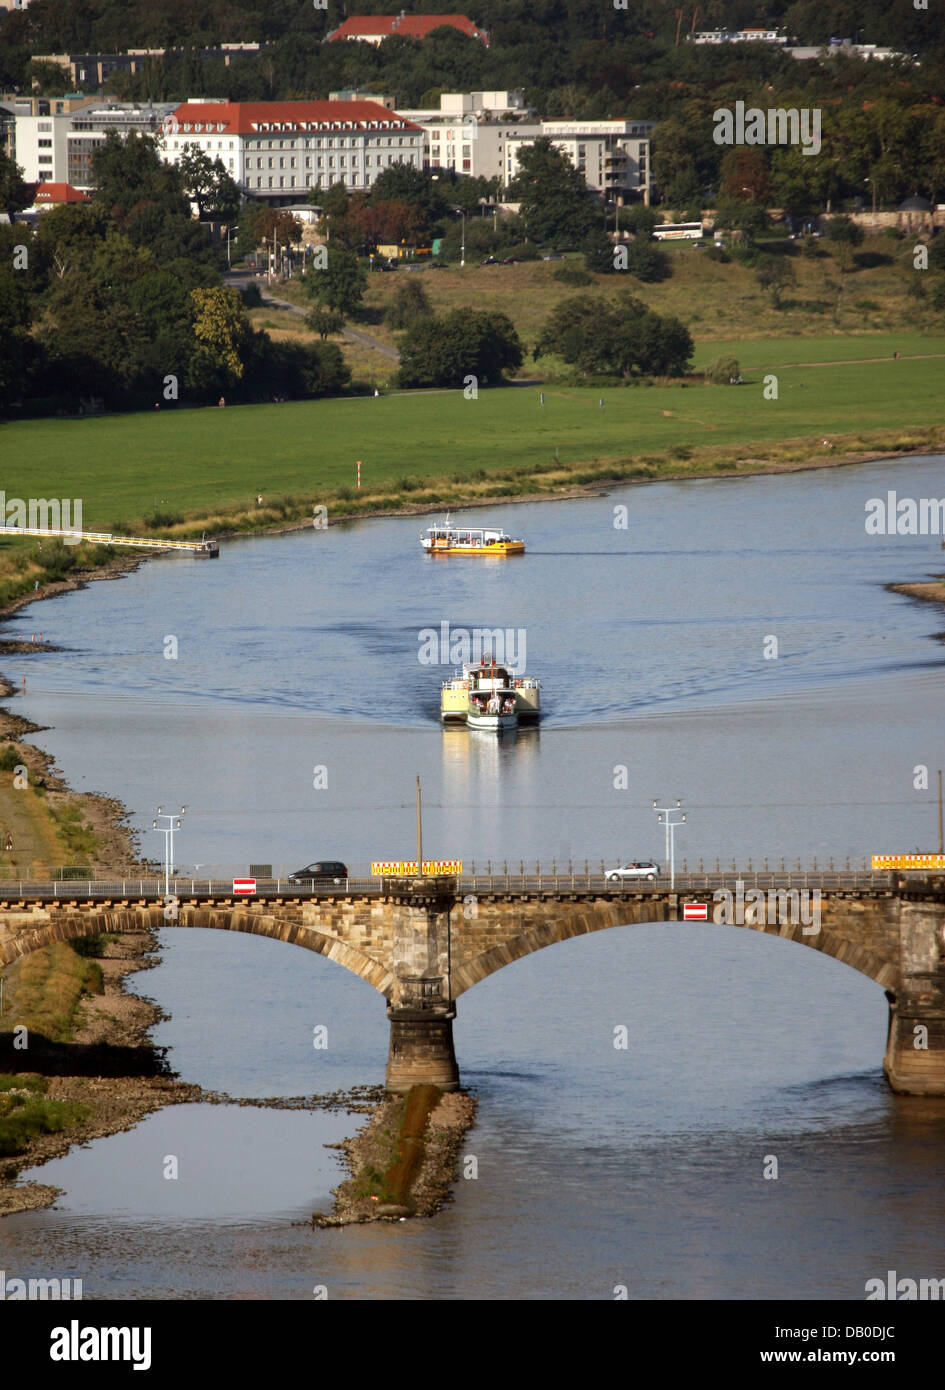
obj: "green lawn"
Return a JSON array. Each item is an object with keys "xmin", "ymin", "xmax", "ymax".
[{"xmin": 2, "ymin": 347, "xmax": 943, "ymax": 531}]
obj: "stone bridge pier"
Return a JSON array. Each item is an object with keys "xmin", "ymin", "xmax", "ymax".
[
  {"xmin": 384, "ymin": 878, "xmax": 459, "ymax": 1093},
  {"xmin": 883, "ymin": 900, "xmax": 945, "ymax": 1096}
]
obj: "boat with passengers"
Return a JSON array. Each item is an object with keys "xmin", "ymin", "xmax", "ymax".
[
  {"xmin": 420, "ymin": 515, "xmax": 525, "ymax": 556},
  {"xmin": 441, "ymin": 656, "xmax": 541, "ymax": 729}
]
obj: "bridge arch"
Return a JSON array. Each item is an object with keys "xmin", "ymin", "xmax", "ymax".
[
  {"xmin": 0, "ymin": 906, "xmax": 395, "ymax": 998},
  {"xmin": 451, "ymin": 900, "xmax": 899, "ymax": 998}
]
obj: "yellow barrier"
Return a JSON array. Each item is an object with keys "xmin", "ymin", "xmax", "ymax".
[
  {"xmin": 872, "ymin": 854, "xmax": 945, "ymax": 870},
  {"xmin": 371, "ymin": 860, "xmax": 463, "ymax": 876}
]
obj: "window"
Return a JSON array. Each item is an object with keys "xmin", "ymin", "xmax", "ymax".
[
  {"xmin": 38, "ymin": 138, "xmax": 52, "ymax": 148},
  {"xmin": 38, "ymin": 155, "xmax": 53, "ymax": 164},
  {"xmin": 38, "ymin": 121, "xmax": 52, "ymax": 132}
]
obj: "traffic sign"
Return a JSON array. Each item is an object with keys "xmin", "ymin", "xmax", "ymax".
[{"xmin": 233, "ymin": 878, "xmax": 256, "ymax": 895}]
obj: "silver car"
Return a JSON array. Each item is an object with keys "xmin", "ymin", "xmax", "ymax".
[{"xmin": 606, "ymin": 861, "xmax": 660, "ymax": 882}]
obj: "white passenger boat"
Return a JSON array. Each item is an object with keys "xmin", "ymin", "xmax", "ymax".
[{"xmin": 441, "ymin": 657, "xmax": 541, "ymax": 727}]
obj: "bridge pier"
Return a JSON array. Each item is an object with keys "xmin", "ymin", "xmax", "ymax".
[
  {"xmin": 882, "ymin": 900, "xmax": 945, "ymax": 1096},
  {"xmin": 385, "ymin": 1007, "xmax": 459, "ymax": 1093},
  {"xmin": 384, "ymin": 876, "xmax": 460, "ymax": 1093}
]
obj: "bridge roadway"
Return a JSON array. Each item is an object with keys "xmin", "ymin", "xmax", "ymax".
[
  {"xmin": 0, "ymin": 868, "xmax": 916, "ymax": 904},
  {"xmin": 1, "ymin": 871, "xmax": 943, "ymax": 1096}
]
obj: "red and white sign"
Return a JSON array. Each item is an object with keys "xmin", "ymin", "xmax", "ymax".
[
  {"xmin": 683, "ymin": 902, "xmax": 708, "ymax": 921},
  {"xmin": 233, "ymin": 878, "xmax": 256, "ymax": 895}
]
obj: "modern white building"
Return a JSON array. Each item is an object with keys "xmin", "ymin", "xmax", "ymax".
[
  {"xmin": 396, "ymin": 95, "xmax": 652, "ymax": 200},
  {"xmin": 13, "ymin": 112, "xmax": 73, "ymax": 183},
  {"xmin": 14, "ymin": 102, "xmax": 178, "ymax": 186},
  {"xmin": 160, "ymin": 98, "xmax": 424, "ymax": 200},
  {"xmin": 397, "ymin": 92, "xmax": 538, "ymax": 183},
  {"xmin": 506, "ymin": 119, "xmax": 654, "ymax": 201}
]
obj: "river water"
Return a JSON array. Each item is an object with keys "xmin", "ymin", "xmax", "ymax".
[{"xmin": 2, "ymin": 455, "xmax": 944, "ymax": 1299}]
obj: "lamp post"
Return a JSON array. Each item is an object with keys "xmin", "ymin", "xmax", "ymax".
[
  {"xmin": 153, "ymin": 805, "xmax": 186, "ymax": 895},
  {"xmin": 653, "ymin": 799, "xmax": 686, "ymax": 889}
]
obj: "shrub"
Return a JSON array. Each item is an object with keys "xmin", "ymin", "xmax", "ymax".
[
  {"xmin": 0, "ymin": 744, "xmax": 20, "ymax": 771},
  {"xmin": 553, "ymin": 265, "xmax": 592, "ymax": 285},
  {"xmin": 704, "ymin": 355, "xmax": 741, "ymax": 385}
]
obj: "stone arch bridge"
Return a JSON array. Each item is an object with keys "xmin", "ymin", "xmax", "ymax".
[{"xmin": 0, "ymin": 873, "xmax": 943, "ymax": 1095}]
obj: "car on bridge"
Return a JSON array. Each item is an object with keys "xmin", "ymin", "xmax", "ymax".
[
  {"xmin": 287, "ymin": 860, "xmax": 348, "ymax": 885},
  {"xmin": 606, "ymin": 861, "xmax": 660, "ymax": 882}
]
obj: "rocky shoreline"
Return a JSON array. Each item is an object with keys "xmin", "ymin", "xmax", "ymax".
[{"xmin": 315, "ymin": 1089, "xmax": 478, "ymax": 1226}]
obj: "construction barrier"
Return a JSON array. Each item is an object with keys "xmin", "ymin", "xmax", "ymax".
[
  {"xmin": 872, "ymin": 854, "xmax": 945, "ymax": 871},
  {"xmin": 371, "ymin": 860, "xmax": 463, "ymax": 876}
]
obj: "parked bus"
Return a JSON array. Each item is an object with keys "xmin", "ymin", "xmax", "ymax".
[{"xmin": 652, "ymin": 222, "xmax": 704, "ymax": 241}]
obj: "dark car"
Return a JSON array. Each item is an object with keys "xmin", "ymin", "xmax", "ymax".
[
  {"xmin": 501, "ymin": 257, "xmax": 517, "ymax": 265},
  {"xmin": 288, "ymin": 860, "xmax": 348, "ymax": 884},
  {"xmin": 543, "ymin": 252, "xmax": 564, "ymax": 261},
  {"xmin": 481, "ymin": 255, "xmax": 498, "ymax": 265}
]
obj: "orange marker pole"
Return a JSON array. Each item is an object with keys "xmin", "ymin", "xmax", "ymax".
[{"xmin": 357, "ymin": 460, "xmax": 361, "ymax": 490}]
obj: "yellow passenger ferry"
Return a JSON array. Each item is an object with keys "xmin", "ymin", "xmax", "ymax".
[{"xmin": 420, "ymin": 517, "xmax": 525, "ymax": 556}]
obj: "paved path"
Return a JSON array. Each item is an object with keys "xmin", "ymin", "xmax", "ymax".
[{"xmin": 227, "ymin": 271, "xmax": 400, "ymax": 361}]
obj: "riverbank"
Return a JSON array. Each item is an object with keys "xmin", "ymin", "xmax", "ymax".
[
  {"xmin": 887, "ymin": 575, "xmax": 945, "ymax": 635},
  {"xmin": 0, "ymin": 926, "xmax": 203, "ymax": 1216}
]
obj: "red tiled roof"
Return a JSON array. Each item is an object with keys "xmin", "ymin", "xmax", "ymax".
[
  {"xmin": 327, "ymin": 14, "xmax": 489, "ymax": 45},
  {"xmin": 168, "ymin": 99, "xmax": 423, "ymax": 135},
  {"xmin": 33, "ymin": 182, "xmax": 90, "ymax": 204}
]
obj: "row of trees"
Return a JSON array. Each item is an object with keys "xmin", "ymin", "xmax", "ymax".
[{"xmin": 0, "ymin": 134, "xmax": 348, "ymax": 415}]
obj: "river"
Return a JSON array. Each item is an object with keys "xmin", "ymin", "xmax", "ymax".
[{"xmin": 1, "ymin": 455, "xmax": 944, "ymax": 1298}]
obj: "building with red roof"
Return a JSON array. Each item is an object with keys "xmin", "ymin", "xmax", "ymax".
[
  {"xmin": 326, "ymin": 13, "xmax": 490, "ymax": 46},
  {"xmin": 162, "ymin": 98, "xmax": 424, "ymax": 202},
  {"xmin": 30, "ymin": 181, "xmax": 90, "ymax": 207}
]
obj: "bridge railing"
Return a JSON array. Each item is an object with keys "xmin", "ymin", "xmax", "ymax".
[{"xmin": 0, "ymin": 869, "xmax": 919, "ymax": 902}]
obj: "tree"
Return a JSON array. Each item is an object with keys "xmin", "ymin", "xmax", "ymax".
[
  {"xmin": 398, "ymin": 309, "xmax": 522, "ymax": 388},
  {"xmin": 304, "ymin": 245, "xmax": 366, "ymax": 317},
  {"xmin": 825, "ymin": 214, "xmax": 864, "ymax": 271},
  {"xmin": 177, "ymin": 144, "xmax": 240, "ymax": 221},
  {"xmin": 756, "ymin": 256, "xmax": 797, "ymax": 308},
  {"xmin": 508, "ymin": 138, "xmax": 596, "ymax": 247},
  {"xmin": 90, "ymin": 132, "xmax": 188, "ymax": 219},
  {"xmin": 533, "ymin": 294, "xmax": 692, "ymax": 379},
  {"xmin": 720, "ymin": 148, "xmax": 770, "ymax": 205},
  {"xmin": 189, "ymin": 285, "xmax": 252, "ymax": 383},
  {"xmin": 370, "ymin": 163, "xmax": 448, "ymax": 225},
  {"xmin": 714, "ymin": 197, "xmax": 768, "ymax": 246},
  {"xmin": 385, "ymin": 277, "xmax": 432, "ymax": 331},
  {"xmin": 306, "ymin": 307, "xmax": 344, "ymax": 339},
  {"xmin": 0, "ymin": 148, "xmax": 32, "ymax": 225}
]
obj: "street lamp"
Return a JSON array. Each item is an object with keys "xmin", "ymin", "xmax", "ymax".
[
  {"xmin": 653, "ymin": 799, "xmax": 686, "ymax": 889},
  {"xmin": 153, "ymin": 805, "xmax": 186, "ymax": 895}
]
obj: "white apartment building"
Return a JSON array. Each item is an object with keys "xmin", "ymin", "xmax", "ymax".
[
  {"xmin": 506, "ymin": 120, "xmax": 654, "ymax": 201},
  {"xmin": 14, "ymin": 102, "xmax": 178, "ymax": 187},
  {"xmin": 397, "ymin": 95, "xmax": 651, "ymax": 200},
  {"xmin": 13, "ymin": 112, "xmax": 73, "ymax": 183},
  {"xmin": 160, "ymin": 98, "xmax": 424, "ymax": 200}
]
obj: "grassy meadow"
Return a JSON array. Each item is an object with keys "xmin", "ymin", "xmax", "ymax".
[{"xmin": 1, "ymin": 347, "xmax": 944, "ymax": 536}]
